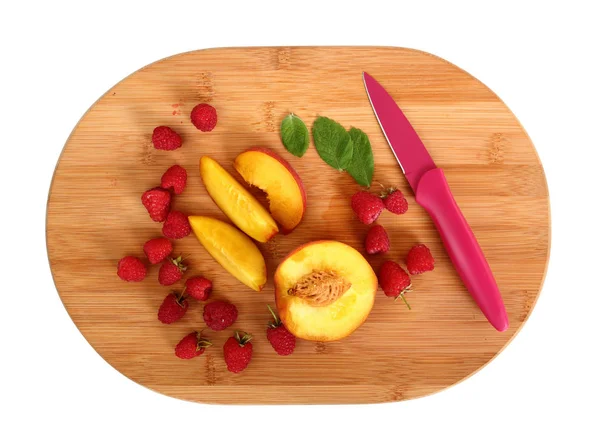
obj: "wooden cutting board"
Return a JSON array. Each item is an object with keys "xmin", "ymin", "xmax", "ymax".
[{"xmin": 46, "ymin": 47, "xmax": 550, "ymax": 404}]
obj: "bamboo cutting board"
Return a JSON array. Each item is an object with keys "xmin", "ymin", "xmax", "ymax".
[{"xmin": 46, "ymin": 47, "xmax": 550, "ymax": 404}]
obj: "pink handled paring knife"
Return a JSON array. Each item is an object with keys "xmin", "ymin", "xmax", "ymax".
[{"xmin": 363, "ymin": 72, "xmax": 509, "ymax": 332}]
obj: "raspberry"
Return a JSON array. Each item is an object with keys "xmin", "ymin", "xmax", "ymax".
[
  {"xmin": 161, "ymin": 165, "xmax": 187, "ymax": 195},
  {"xmin": 162, "ymin": 211, "xmax": 191, "ymax": 239},
  {"xmin": 152, "ymin": 126, "xmax": 182, "ymax": 151},
  {"xmin": 185, "ymin": 276, "xmax": 213, "ymax": 301},
  {"xmin": 190, "ymin": 104, "xmax": 217, "ymax": 132},
  {"xmin": 382, "ymin": 189, "xmax": 408, "ymax": 214},
  {"xmin": 158, "ymin": 256, "xmax": 187, "ymax": 286},
  {"xmin": 378, "ymin": 260, "xmax": 412, "ymax": 308},
  {"xmin": 117, "ymin": 256, "xmax": 147, "ymax": 282},
  {"xmin": 143, "ymin": 237, "xmax": 173, "ymax": 265},
  {"xmin": 203, "ymin": 300, "xmax": 238, "ymax": 331},
  {"xmin": 141, "ymin": 187, "xmax": 171, "ymax": 222},
  {"xmin": 351, "ymin": 191, "xmax": 384, "ymax": 224},
  {"xmin": 406, "ymin": 244, "xmax": 435, "ymax": 275},
  {"xmin": 175, "ymin": 332, "xmax": 212, "ymax": 359},
  {"xmin": 266, "ymin": 305, "xmax": 296, "ymax": 356},
  {"xmin": 365, "ymin": 224, "xmax": 390, "ymax": 254},
  {"xmin": 223, "ymin": 331, "xmax": 253, "ymax": 373},
  {"xmin": 157, "ymin": 292, "xmax": 188, "ymax": 324}
]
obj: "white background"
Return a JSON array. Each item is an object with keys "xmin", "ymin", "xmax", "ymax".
[{"xmin": 1, "ymin": 1, "xmax": 599, "ymax": 444}]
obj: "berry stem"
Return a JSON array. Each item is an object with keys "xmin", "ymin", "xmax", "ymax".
[
  {"xmin": 196, "ymin": 331, "xmax": 213, "ymax": 350},
  {"xmin": 267, "ymin": 304, "xmax": 281, "ymax": 326},
  {"xmin": 395, "ymin": 293, "xmax": 412, "ymax": 310},
  {"xmin": 175, "ymin": 287, "xmax": 187, "ymax": 306},
  {"xmin": 234, "ymin": 331, "xmax": 252, "ymax": 346}
]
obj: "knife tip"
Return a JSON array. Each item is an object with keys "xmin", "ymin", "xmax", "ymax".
[
  {"xmin": 362, "ymin": 71, "xmax": 370, "ymax": 88},
  {"xmin": 362, "ymin": 71, "xmax": 374, "ymax": 86}
]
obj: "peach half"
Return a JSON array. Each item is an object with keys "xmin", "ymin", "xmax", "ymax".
[
  {"xmin": 200, "ymin": 156, "xmax": 278, "ymax": 243},
  {"xmin": 274, "ymin": 241, "xmax": 377, "ymax": 341},
  {"xmin": 234, "ymin": 148, "xmax": 306, "ymax": 234},
  {"xmin": 189, "ymin": 216, "xmax": 267, "ymax": 291}
]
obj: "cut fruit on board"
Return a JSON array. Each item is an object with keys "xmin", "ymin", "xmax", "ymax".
[
  {"xmin": 234, "ymin": 148, "xmax": 307, "ymax": 234},
  {"xmin": 200, "ymin": 156, "xmax": 278, "ymax": 243},
  {"xmin": 46, "ymin": 47, "xmax": 549, "ymax": 404},
  {"xmin": 274, "ymin": 240, "xmax": 378, "ymax": 342},
  {"xmin": 188, "ymin": 216, "xmax": 267, "ymax": 292}
]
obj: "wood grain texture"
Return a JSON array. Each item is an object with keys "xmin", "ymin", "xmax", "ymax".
[{"xmin": 46, "ymin": 47, "xmax": 550, "ymax": 404}]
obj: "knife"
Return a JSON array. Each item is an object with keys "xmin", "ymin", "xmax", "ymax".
[{"xmin": 363, "ymin": 72, "xmax": 509, "ymax": 332}]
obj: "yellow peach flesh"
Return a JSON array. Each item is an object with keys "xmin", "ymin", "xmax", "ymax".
[
  {"xmin": 234, "ymin": 149, "xmax": 305, "ymax": 233},
  {"xmin": 200, "ymin": 156, "xmax": 278, "ymax": 243},
  {"xmin": 189, "ymin": 216, "xmax": 266, "ymax": 291},
  {"xmin": 274, "ymin": 241, "xmax": 377, "ymax": 341}
]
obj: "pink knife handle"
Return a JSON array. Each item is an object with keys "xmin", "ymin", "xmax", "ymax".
[{"xmin": 415, "ymin": 168, "xmax": 509, "ymax": 331}]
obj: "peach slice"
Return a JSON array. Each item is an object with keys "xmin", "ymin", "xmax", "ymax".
[
  {"xmin": 234, "ymin": 148, "xmax": 306, "ymax": 234},
  {"xmin": 274, "ymin": 241, "xmax": 377, "ymax": 341},
  {"xmin": 188, "ymin": 216, "xmax": 267, "ymax": 291},
  {"xmin": 200, "ymin": 156, "xmax": 278, "ymax": 243}
]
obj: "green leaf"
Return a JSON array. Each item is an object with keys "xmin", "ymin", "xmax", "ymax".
[
  {"xmin": 312, "ymin": 116, "xmax": 354, "ymax": 171},
  {"xmin": 346, "ymin": 128, "xmax": 374, "ymax": 187},
  {"xmin": 280, "ymin": 114, "xmax": 309, "ymax": 157}
]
